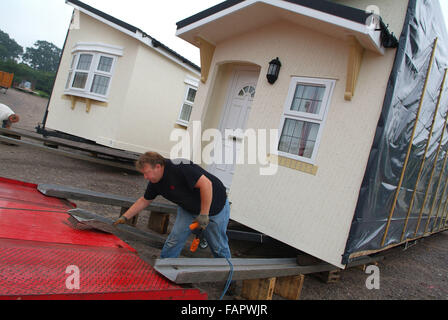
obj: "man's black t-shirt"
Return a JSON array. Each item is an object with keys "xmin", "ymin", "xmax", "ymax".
[{"xmin": 143, "ymin": 159, "xmax": 227, "ymax": 216}]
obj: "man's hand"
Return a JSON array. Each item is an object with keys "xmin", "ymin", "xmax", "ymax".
[
  {"xmin": 196, "ymin": 214, "xmax": 209, "ymax": 229},
  {"xmin": 113, "ymin": 215, "xmax": 128, "ymax": 226}
]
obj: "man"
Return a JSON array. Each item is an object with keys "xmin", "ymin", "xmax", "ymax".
[
  {"xmin": 0, "ymin": 103, "xmax": 20, "ymax": 129},
  {"xmin": 114, "ymin": 151, "xmax": 231, "ymax": 259}
]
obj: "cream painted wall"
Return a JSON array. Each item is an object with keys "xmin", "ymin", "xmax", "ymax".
[
  {"xmin": 46, "ymin": 11, "xmax": 139, "ymax": 143},
  {"xmin": 331, "ymin": 0, "xmax": 409, "ymax": 37},
  {"xmin": 46, "ymin": 10, "xmax": 199, "ymax": 156},
  {"xmin": 113, "ymin": 41, "xmax": 200, "ymax": 155},
  {"xmin": 190, "ymin": 20, "xmax": 397, "ymax": 267},
  {"xmin": 202, "ymin": 64, "xmax": 233, "ymax": 131}
]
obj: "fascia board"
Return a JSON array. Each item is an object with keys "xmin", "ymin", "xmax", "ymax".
[
  {"xmin": 176, "ymin": 0, "xmax": 384, "ymax": 54},
  {"xmin": 68, "ymin": 3, "xmax": 201, "ymax": 76}
]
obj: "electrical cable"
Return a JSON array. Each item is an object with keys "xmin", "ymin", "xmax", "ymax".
[{"xmin": 219, "ymin": 257, "xmax": 233, "ymax": 300}]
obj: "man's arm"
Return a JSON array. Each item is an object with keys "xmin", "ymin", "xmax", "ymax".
[
  {"xmin": 114, "ymin": 196, "xmax": 152, "ymax": 225},
  {"xmin": 195, "ymin": 175, "xmax": 213, "ymax": 215}
]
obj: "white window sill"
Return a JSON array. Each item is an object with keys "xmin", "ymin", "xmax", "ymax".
[
  {"xmin": 277, "ymin": 151, "xmax": 316, "ymax": 165},
  {"xmin": 64, "ymin": 90, "xmax": 108, "ymax": 103}
]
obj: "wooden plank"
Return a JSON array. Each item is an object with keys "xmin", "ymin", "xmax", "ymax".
[
  {"xmin": 313, "ymin": 270, "xmax": 340, "ymax": 284},
  {"xmin": 274, "ymin": 274, "xmax": 305, "ymax": 300},
  {"xmin": 154, "ymin": 258, "xmax": 337, "ymax": 284},
  {"xmin": 147, "ymin": 211, "xmax": 170, "ymax": 234},
  {"xmin": 241, "ymin": 277, "xmax": 276, "ymax": 300},
  {"xmin": 38, "ymin": 183, "xmax": 177, "ymax": 214},
  {"xmin": 0, "ymin": 127, "xmax": 139, "ymax": 163},
  {"xmin": 68, "ymin": 208, "xmax": 166, "ymax": 248},
  {"xmin": 0, "ymin": 134, "xmax": 136, "ymax": 171}
]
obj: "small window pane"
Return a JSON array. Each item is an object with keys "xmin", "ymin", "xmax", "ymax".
[
  {"xmin": 72, "ymin": 72, "xmax": 88, "ymax": 88},
  {"xmin": 98, "ymin": 56, "xmax": 113, "ymax": 72},
  {"xmin": 180, "ymin": 104, "xmax": 193, "ymax": 122},
  {"xmin": 91, "ymin": 75, "xmax": 110, "ymax": 95},
  {"xmin": 70, "ymin": 55, "xmax": 76, "ymax": 69},
  {"xmin": 77, "ymin": 54, "xmax": 93, "ymax": 70},
  {"xmin": 249, "ymin": 86, "xmax": 256, "ymax": 98},
  {"xmin": 65, "ymin": 71, "xmax": 72, "ymax": 89},
  {"xmin": 278, "ymin": 118, "xmax": 319, "ymax": 159},
  {"xmin": 291, "ymin": 84, "xmax": 325, "ymax": 115},
  {"xmin": 238, "ymin": 86, "xmax": 256, "ymax": 98},
  {"xmin": 186, "ymin": 88, "xmax": 197, "ymax": 103}
]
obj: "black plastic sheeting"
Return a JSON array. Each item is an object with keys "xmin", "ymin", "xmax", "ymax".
[{"xmin": 343, "ymin": 0, "xmax": 448, "ymax": 264}]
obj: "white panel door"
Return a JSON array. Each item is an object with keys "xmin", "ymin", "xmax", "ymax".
[{"xmin": 209, "ymin": 68, "xmax": 259, "ymax": 188}]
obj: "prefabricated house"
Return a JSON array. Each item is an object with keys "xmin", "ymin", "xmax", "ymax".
[
  {"xmin": 42, "ymin": 0, "xmax": 201, "ymax": 155},
  {"xmin": 175, "ymin": 0, "xmax": 448, "ymax": 267}
]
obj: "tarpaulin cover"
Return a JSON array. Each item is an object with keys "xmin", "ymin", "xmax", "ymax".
[{"xmin": 343, "ymin": 0, "xmax": 448, "ymax": 263}]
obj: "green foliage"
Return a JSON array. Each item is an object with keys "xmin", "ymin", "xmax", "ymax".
[
  {"xmin": 0, "ymin": 29, "xmax": 60, "ymax": 95},
  {"xmin": 22, "ymin": 40, "xmax": 62, "ymax": 73},
  {"xmin": 0, "ymin": 59, "xmax": 55, "ymax": 95},
  {"xmin": 0, "ymin": 30, "xmax": 23, "ymax": 62}
]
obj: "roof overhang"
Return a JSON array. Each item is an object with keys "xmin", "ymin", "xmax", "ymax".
[
  {"xmin": 176, "ymin": 0, "xmax": 386, "ymax": 55},
  {"xmin": 66, "ymin": 0, "xmax": 201, "ymax": 75}
]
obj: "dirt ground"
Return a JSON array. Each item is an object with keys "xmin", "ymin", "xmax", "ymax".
[{"xmin": 0, "ymin": 88, "xmax": 447, "ymax": 300}]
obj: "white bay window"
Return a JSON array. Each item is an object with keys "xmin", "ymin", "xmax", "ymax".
[{"xmin": 65, "ymin": 43, "xmax": 123, "ymax": 102}]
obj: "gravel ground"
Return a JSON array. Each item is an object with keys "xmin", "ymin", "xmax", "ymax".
[{"xmin": 0, "ymin": 88, "xmax": 447, "ymax": 300}]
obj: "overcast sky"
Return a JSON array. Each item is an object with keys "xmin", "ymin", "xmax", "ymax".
[{"xmin": 1, "ymin": 0, "xmax": 448, "ymax": 66}]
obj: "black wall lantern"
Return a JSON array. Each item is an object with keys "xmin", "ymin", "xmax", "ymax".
[{"xmin": 267, "ymin": 57, "xmax": 281, "ymax": 84}]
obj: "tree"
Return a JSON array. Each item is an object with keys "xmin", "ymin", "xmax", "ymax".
[
  {"xmin": 22, "ymin": 40, "xmax": 62, "ymax": 73},
  {"xmin": 0, "ymin": 29, "xmax": 23, "ymax": 62}
]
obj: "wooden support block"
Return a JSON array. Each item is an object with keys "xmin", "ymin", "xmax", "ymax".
[
  {"xmin": 120, "ymin": 207, "xmax": 138, "ymax": 226},
  {"xmin": 357, "ymin": 265, "xmax": 367, "ymax": 272},
  {"xmin": 355, "ymin": 262, "xmax": 378, "ymax": 272},
  {"xmin": 0, "ymin": 132, "xmax": 21, "ymax": 145},
  {"xmin": 147, "ymin": 211, "xmax": 170, "ymax": 234},
  {"xmin": 241, "ymin": 277, "xmax": 276, "ymax": 300},
  {"xmin": 274, "ymin": 275, "xmax": 305, "ymax": 300},
  {"xmin": 313, "ymin": 270, "xmax": 341, "ymax": 284},
  {"xmin": 43, "ymin": 141, "xmax": 59, "ymax": 149}
]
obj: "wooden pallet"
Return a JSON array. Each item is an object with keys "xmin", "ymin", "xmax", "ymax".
[
  {"xmin": 312, "ymin": 270, "xmax": 341, "ymax": 284},
  {"xmin": 238, "ymin": 274, "xmax": 305, "ymax": 300},
  {"xmin": 147, "ymin": 211, "xmax": 170, "ymax": 234}
]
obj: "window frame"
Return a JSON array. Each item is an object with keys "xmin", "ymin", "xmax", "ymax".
[
  {"xmin": 176, "ymin": 83, "xmax": 198, "ymax": 127},
  {"xmin": 64, "ymin": 43, "xmax": 121, "ymax": 102},
  {"xmin": 277, "ymin": 76, "xmax": 335, "ymax": 164}
]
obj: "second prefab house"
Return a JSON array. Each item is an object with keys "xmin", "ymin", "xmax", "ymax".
[
  {"xmin": 42, "ymin": 0, "xmax": 200, "ymax": 155},
  {"xmin": 176, "ymin": 0, "xmax": 448, "ymax": 268}
]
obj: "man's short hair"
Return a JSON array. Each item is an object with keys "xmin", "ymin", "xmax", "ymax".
[
  {"xmin": 9, "ymin": 114, "xmax": 19, "ymax": 123},
  {"xmin": 136, "ymin": 152, "xmax": 165, "ymax": 170}
]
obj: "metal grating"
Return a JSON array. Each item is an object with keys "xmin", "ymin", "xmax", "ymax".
[
  {"xmin": 0, "ymin": 177, "xmax": 207, "ymax": 300},
  {"xmin": 0, "ymin": 239, "xmax": 179, "ymax": 296}
]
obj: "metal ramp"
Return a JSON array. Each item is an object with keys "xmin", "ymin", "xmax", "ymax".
[{"xmin": 0, "ymin": 176, "xmax": 206, "ymax": 300}]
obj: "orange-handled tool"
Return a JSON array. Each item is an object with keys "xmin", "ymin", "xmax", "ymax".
[
  {"xmin": 189, "ymin": 221, "xmax": 200, "ymax": 231},
  {"xmin": 189, "ymin": 221, "xmax": 202, "ymax": 252}
]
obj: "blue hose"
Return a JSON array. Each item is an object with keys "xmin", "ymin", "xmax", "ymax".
[{"xmin": 219, "ymin": 257, "xmax": 234, "ymax": 300}]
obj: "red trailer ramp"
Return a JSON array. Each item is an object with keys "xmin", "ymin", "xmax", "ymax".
[{"xmin": 0, "ymin": 177, "xmax": 206, "ymax": 300}]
